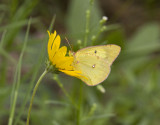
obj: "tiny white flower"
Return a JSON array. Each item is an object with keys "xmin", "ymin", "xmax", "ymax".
[{"xmin": 102, "ymin": 16, "xmax": 108, "ymax": 21}]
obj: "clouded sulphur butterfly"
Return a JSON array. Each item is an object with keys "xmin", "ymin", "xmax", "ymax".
[{"xmin": 71, "ymin": 44, "xmax": 121, "ymax": 86}]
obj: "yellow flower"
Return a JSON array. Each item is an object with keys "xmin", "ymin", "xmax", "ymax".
[{"xmin": 47, "ymin": 30, "xmax": 83, "ymax": 79}]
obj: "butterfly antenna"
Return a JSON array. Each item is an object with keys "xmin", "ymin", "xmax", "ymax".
[{"xmin": 65, "ymin": 37, "xmax": 73, "ymax": 51}]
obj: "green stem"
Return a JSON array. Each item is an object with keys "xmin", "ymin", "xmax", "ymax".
[
  {"xmin": 8, "ymin": 85, "xmax": 18, "ymax": 125},
  {"xmin": 77, "ymin": 82, "xmax": 83, "ymax": 125},
  {"xmin": 53, "ymin": 75, "xmax": 78, "ymax": 109},
  {"xmin": 91, "ymin": 30, "xmax": 101, "ymax": 45},
  {"xmin": 26, "ymin": 70, "xmax": 48, "ymax": 125},
  {"xmin": 84, "ymin": 9, "xmax": 90, "ymax": 47}
]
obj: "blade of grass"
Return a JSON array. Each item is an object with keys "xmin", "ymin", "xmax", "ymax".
[
  {"xmin": 8, "ymin": 18, "xmax": 31, "ymax": 125},
  {"xmin": 11, "ymin": 0, "xmax": 39, "ymax": 21},
  {"xmin": 6, "ymin": 0, "xmax": 39, "ymax": 47},
  {"xmin": 10, "ymin": 0, "xmax": 19, "ymax": 16},
  {"xmin": 0, "ymin": 19, "xmax": 38, "ymax": 32},
  {"xmin": 0, "ymin": 49, "xmax": 17, "ymax": 64},
  {"xmin": 14, "ymin": 15, "xmax": 56, "ymax": 125},
  {"xmin": 44, "ymin": 100, "xmax": 70, "ymax": 106},
  {"xmin": 14, "ymin": 39, "xmax": 45, "ymax": 125},
  {"xmin": 0, "ymin": 30, "xmax": 16, "ymax": 64},
  {"xmin": 48, "ymin": 15, "xmax": 56, "ymax": 32},
  {"xmin": 81, "ymin": 114, "xmax": 115, "ymax": 123},
  {"xmin": 0, "ymin": 30, "xmax": 7, "ymax": 48},
  {"xmin": 14, "ymin": 57, "xmax": 42, "ymax": 125},
  {"xmin": 10, "ymin": 62, "xmax": 18, "ymax": 106},
  {"xmin": 0, "ymin": 30, "xmax": 15, "ymax": 85}
]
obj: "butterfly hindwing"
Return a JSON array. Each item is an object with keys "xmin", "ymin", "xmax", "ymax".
[{"xmin": 73, "ymin": 53, "xmax": 110, "ymax": 86}]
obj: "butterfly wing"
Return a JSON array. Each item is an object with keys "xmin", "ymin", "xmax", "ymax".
[
  {"xmin": 76, "ymin": 44, "xmax": 121, "ymax": 66},
  {"xmin": 73, "ymin": 44, "xmax": 121, "ymax": 86},
  {"xmin": 73, "ymin": 54, "xmax": 111, "ymax": 86}
]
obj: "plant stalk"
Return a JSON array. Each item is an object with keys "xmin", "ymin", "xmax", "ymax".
[{"xmin": 26, "ymin": 69, "xmax": 48, "ymax": 125}]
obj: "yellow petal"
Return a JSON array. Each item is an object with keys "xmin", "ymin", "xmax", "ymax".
[
  {"xmin": 60, "ymin": 70, "xmax": 82, "ymax": 78},
  {"xmin": 52, "ymin": 46, "xmax": 67, "ymax": 65},
  {"xmin": 47, "ymin": 30, "xmax": 57, "ymax": 61},
  {"xmin": 56, "ymin": 46, "xmax": 67, "ymax": 57},
  {"xmin": 52, "ymin": 34, "xmax": 60, "ymax": 56},
  {"xmin": 60, "ymin": 70, "xmax": 88, "ymax": 82},
  {"xmin": 56, "ymin": 57, "xmax": 74, "ymax": 70}
]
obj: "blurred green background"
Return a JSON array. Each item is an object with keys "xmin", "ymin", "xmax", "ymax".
[{"xmin": 0, "ymin": 0, "xmax": 160, "ymax": 125}]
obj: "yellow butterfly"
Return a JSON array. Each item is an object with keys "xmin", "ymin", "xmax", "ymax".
[
  {"xmin": 47, "ymin": 30, "xmax": 121, "ymax": 86},
  {"xmin": 71, "ymin": 45, "xmax": 121, "ymax": 86}
]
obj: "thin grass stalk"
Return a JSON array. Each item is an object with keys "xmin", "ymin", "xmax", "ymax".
[{"xmin": 8, "ymin": 18, "xmax": 31, "ymax": 125}]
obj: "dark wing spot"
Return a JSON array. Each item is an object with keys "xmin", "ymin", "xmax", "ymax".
[
  {"xmin": 92, "ymin": 64, "xmax": 96, "ymax": 68},
  {"xmin": 94, "ymin": 50, "xmax": 97, "ymax": 54}
]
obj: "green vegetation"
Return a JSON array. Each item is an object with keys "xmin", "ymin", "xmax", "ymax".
[{"xmin": 0, "ymin": 0, "xmax": 160, "ymax": 125}]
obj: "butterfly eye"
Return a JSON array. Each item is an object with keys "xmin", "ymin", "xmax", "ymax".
[
  {"xmin": 92, "ymin": 64, "xmax": 96, "ymax": 68},
  {"xmin": 94, "ymin": 50, "xmax": 97, "ymax": 54}
]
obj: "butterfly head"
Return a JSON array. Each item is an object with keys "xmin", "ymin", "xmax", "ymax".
[{"xmin": 69, "ymin": 50, "xmax": 75, "ymax": 56}]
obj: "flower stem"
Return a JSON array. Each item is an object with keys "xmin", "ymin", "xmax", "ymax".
[{"xmin": 26, "ymin": 69, "xmax": 48, "ymax": 125}]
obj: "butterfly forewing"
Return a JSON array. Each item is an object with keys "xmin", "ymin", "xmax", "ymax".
[{"xmin": 76, "ymin": 45, "xmax": 121, "ymax": 66}]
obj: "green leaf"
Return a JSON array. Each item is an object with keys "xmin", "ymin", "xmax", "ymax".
[{"xmin": 127, "ymin": 22, "xmax": 160, "ymax": 54}]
